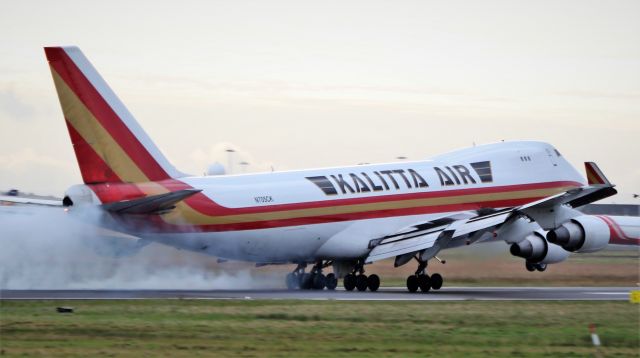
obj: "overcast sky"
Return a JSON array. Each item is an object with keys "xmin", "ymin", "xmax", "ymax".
[{"xmin": 0, "ymin": 0, "xmax": 638, "ymax": 202}]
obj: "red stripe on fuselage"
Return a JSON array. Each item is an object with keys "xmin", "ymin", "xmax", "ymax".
[
  {"xmin": 112, "ymin": 196, "xmax": 543, "ymax": 233},
  {"xmin": 89, "ymin": 180, "xmax": 582, "ymax": 216},
  {"xmin": 598, "ymin": 215, "xmax": 640, "ymax": 245},
  {"xmin": 96, "ymin": 180, "xmax": 581, "ymax": 232},
  {"xmin": 45, "ymin": 47, "xmax": 170, "ymax": 181},
  {"xmin": 174, "ymin": 180, "xmax": 583, "ymax": 216}
]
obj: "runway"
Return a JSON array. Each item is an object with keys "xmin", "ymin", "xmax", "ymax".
[{"xmin": 1, "ymin": 287, "xmax": 635, "ymax": 301}]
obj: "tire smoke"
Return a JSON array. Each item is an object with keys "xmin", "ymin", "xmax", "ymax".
[{"xmin": 0, "ymin": 205, "xmax": 281, "ymax": 289}]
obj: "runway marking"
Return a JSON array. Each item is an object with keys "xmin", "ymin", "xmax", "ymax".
[
  {"xmin": 586, "ymin": 292, "xmax": 629, "ymax": 295},
  {"xmin": 1, "ymin": 287, "xmax": 635, "ymax": 301}
]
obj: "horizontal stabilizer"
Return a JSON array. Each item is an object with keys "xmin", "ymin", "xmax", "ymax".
[
  {"xmin": 101, "ymin": 189, "xmax": 201, "ymax": 214},
  {"xmin": 0, "ymin": 195, "xmax": 62, "ymax": 207}
]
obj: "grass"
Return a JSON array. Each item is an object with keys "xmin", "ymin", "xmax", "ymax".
[{"xmin": 1, "ymin": 300, "xmax": 638, "ymax": 357}]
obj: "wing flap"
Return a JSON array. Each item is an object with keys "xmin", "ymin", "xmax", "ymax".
[
  {"xmin": 366, "ymin": 229, "xmax": 444, "ymax": 263},
  {"xmin": 450, "ymin": 209, "xmax": 512, "ymax": 237}
]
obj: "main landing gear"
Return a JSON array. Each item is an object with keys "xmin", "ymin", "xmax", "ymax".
[
  {"xmin": 286, "ymin": 261, "xmax": 338, "ymax": 291},
  {"xmin": 285, "ymin": 260, "xmax": 382, "ymax": 292},
  {"xmin": 343, "ymin": 262, "xmax": 380, "ymax": 292},
  {"xmin": 406, "ymin": 259, "xmax": 444, "ymax": 293},
  {"xmin": 525, "ymin": 262, "xmax": 547, "ymax": 272}
]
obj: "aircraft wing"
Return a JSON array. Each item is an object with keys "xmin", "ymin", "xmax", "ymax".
[
  {"xmin": 0, "ymin": 195, "xmax": 63, "ymax": 207},
  {"xmin": 365, "ymin": 162, "xmax": 616, "ymax": 264},
  {"xmin": 365, "ymin": 209, "xmax": 511, "ymax": 264}
]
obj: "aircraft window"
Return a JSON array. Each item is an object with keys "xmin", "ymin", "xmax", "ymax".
[{"xmin": 554, "ymin": 149, "xmax": 562, "ymax": 157}]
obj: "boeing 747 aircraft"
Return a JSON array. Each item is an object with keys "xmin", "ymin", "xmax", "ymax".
[{"xmin": 10, "ymin": 46, "xmax": 638, "ymax": 292}]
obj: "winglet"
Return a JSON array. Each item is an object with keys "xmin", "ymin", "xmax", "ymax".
[{"xmin": 584, "ymin": 162, "xmax": 611, "ymax": 186}]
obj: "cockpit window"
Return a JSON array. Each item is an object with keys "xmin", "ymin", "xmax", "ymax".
[{"xmin": 554, "ymin": 149, "xmax": 562, "ymax": 157}]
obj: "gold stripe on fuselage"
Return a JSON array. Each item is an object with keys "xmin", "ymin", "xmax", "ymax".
[{"xmin": 160, "ymin": 186, "xmax": 574, "ymax": 226}]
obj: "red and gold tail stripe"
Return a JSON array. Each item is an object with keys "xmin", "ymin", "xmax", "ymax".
[{"xmin": 45, "ymin": 47, "xmax": 170, "ymax": 184}]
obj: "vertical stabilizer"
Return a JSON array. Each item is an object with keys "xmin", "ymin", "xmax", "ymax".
[{"xmin": 45, "ymin": 46, "xmax": 184, "ymax": 184}]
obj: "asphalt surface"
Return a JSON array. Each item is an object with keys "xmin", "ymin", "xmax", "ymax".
[{"xmin": 0, "ymin": 287, "xmax": 635, "ymax": 301}]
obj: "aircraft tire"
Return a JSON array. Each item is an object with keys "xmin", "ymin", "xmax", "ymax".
[
  {"xmin": 525, "ymin": 262, "xmax": 536, "ymax": 272},
  {"xmin": 418, "ymin": 274, "xmax": 431, "ymax": 292},
  {"xmin": 325, "ymin": 273, "xmax": 338, "ymax": 290},
  {"xmin": 406, "ymin": 275, "xmax": 419, "ymax": 292},
  {"xmin": 286, "ymin": 273, "xmax": 300, "ymax": 290},
  {"xmin": 367, "ymin": 274, "xmax": 380, "ymax": 292},
  {"xmin": 312, "ymin": 273, "xmax": 326, "ymax": 290},
  {"xmin": 344, "ymin": 274, "xmax": 356, "ymax": 291},
  {"xmin": 535, "ymin": 263, "xmax": 547, "ymax": 272},
  {"xmin": 355, "ymin": 274, "xmax": 368, "ymax": 291},
  {"xmin": 300, "ymin": 273, "xmax": 313, "ymax": 290},
  {"xmin": 430, "ymin": 273, "xmax": 443, "ymax": 290}
]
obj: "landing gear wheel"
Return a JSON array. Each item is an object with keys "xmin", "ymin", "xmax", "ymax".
[
  {"xmin": 312, "ymin": 273, "xmax": 326, "ymax": 290},
  {"xmin": 286, "ymin": 273, "xmax": 299, "ymax": 290},
  {"xmin": 367, "ymin": 274, "xmax": 380, "ymax": 292},
  {"xmin": 430, "ymin": 273, "xmax": 443, "ymax": 290},
  {"xmin": 300, "ymin": 273, "xmax": 313, "ymax": 290},
  {"xmin": 525, "ymin": 262, "xmax": 536, "ymax": 272},
  {"xmin": 535, "ymin": 263, "xmax": 547, "ymax": 272},
  {"xmin": 344, "ymin": 274, "xmax": 356, "ymax": 291},
  {"xmin": 325, "ymin": 273, "xmax": 338, "ymax": 290},
  {"xmin": 418, "ymin": 274, "xmax": 431, "ymax": 292},
  {"xmin": 406, "ymin": 275, "xmax": 419, "ymax": 293},
  {"xmin": 355, "ymin": 274, "xmax": 368, "ymax": 291}
]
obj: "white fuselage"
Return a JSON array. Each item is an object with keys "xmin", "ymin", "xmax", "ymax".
[{"xmin": 133, "ymin": 141, "xmax": 585, "ymax": 263}]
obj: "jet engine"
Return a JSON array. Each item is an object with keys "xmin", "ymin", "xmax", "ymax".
[
  {"xmin": 546, "ymin": 215, "xmax": 609, "ymax": 253},
  {"xmin": 510, "ymin": 231, "xmax": 570, "ymax": 264},
  {"xmin": 63, "ymin": 184, "xmax": 100, "ymax": 207}
]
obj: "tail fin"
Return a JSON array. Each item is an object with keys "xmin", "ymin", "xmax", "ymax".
[
  {"xmin": 584, "ymin": 162, "xmax": 611, "ymax": 186},
  {"xmin": 45, "ymin": 46, "xmax": 184, "ymax": 184}
]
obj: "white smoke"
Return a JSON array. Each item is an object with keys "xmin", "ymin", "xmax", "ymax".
[{"xmin": 0, "ymin": 205, "xmax": 282, "ymax": 289}]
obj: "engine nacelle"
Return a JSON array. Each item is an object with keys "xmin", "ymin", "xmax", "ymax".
[
  {"xmin": 546, "ymin": 215, "xmax": 609, "ymax": 253},
  {"xmin": 63, "ymin": 184, "xmax": 100, "ymax": 207},
  {"xmin": 510, "ymin": 231, "xmax": 570, "ymax": 264}
]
